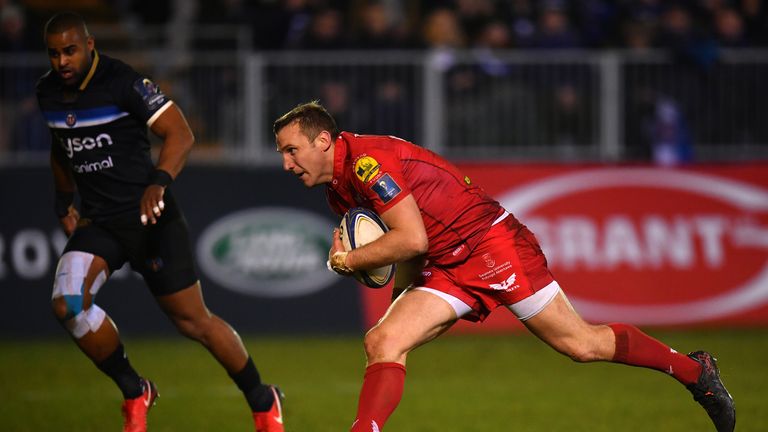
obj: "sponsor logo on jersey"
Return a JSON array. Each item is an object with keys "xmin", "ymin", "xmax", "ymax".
[
  {"xmin": 72, "ymin": 156, "xmax": 114, "ymax": 173},
  {"xmin": 197, "ymin": 207, "xmax": 337, "ymax": 297},
  {"xmin": 65, "ymin": 113, "xmax": 76, "ymax": 127},
  {"xmin": 482, "ymin": 253, "xmax": 495, "ymax": 268},
  {"xmin": 354, "ymin": 156, "xmax": 380, "ymax": 183},
  {"xmin": 62, "ymin": 133, "xmax": 113, "ymax": 158},
  {"xmin": 133, "ymin": 77, "xmax": 167, "ymax": 111},
  {"xmin": 478, "ymin": 260, "xmax": 513, "ymax": 281},
  {"xmin": 489, "ymin": 273, "xmax": 519, "ymax": 292},
  {"xmin": 371, "ymin": 173, "xmax": 401, "ymax": 203},
  {"xmin": 464, "ymin": 175, "xmax": 472, "ymax": 185},
  {"xmin": 497, "ymin": 167, "xmax": 768, "ymax": 324}
]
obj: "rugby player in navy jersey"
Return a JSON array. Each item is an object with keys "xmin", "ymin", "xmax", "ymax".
[{"xmin": 37, "ymin": 12, "xmax": 284, "ymax": 432}]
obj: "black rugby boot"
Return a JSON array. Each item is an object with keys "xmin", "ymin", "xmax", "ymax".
[{"xmin": 686, "ymin": 351, "xmax": 735, "ymax": 432}]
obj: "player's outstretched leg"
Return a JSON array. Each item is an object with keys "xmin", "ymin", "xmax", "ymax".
[
  {"xmin": 53, "ymin": 252, "xmax": 156, "ymax": 430},
  {"xmin": 156, "ymin": 283, "xmax": 284, "ymax": 431},
  {"xmin": 524, "ymin": 292, "xmax": 736, "ymax": 430},
  {"xmin": 686, "ymin": 351, "xmax": 736, "ymax": 432},
  {"xmin": 121, "ymin": 378, "xmax": 159, "ymax": 432}
]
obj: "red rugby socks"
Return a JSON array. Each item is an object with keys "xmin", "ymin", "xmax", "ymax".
[
  {"xmin": 350, "ymin": 362, "xmax": 406, "ymax": 431},
  {"xmin": 609, "ymin": 323, "xmax": 702, "ymax": 385}
]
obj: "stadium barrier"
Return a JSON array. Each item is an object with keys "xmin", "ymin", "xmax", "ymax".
[
  {"xmin": 3, "ymin": 164, "xmax": 767, "ymax": 337},
  {"xmin": 2, "ymin": 49, "xmax": 768, "ymax": 163}
]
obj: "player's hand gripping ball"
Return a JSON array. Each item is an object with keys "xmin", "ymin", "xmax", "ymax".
[{"xmin": 339, "ymin": 207, "xmax": 396, "ymax": 288}]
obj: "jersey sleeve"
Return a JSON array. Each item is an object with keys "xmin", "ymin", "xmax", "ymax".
[
  {"xmin": 349, "ymin": 147, "xmax": 410, "ymax": 214},
  {"xmin": 116, "ymin": 67, "xmax": 173, "ymax": 127}
]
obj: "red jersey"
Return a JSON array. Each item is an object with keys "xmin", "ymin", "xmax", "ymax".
[{"xmin": 326, "ymin": 132, "xmax": 506, "ymax": 266}]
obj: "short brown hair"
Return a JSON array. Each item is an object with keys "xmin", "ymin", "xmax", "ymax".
[{"xmin": 273, "ymin": 100, "xmax": 339, "ymax": 141}]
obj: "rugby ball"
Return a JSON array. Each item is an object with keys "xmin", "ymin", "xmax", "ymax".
[{"xmin": 340, "ymin": 207, "xmax": 395, "ymax": 288}]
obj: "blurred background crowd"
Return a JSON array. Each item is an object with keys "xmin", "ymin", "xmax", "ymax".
[
  {"xmin": 3, "ymin": 0, "xmax": 768, "ymax": 53},
  {"xmin": 1, "ymin": 0, "xmax": 767, "ymax": 164}
]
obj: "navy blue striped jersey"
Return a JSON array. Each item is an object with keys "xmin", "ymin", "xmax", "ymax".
[{"xmin": 37, "ymin": 51, "xmax": 173, "ymax": 221}]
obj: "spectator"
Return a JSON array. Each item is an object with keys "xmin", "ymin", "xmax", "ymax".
[
  {"xmin": 0, "ymin": 2, "xmax": 30, "ymax": 52},
  {"xmin": 533, "ymin": 3, "xmax": 582, "ymax": 49},
  {"xmin": 298, "ymin": 7, "xmax": 348, "ymax": 49},
  {"xmin": 547, "ymin": 82, "xmax": 591, "ymax": 147},
  {"xmin": 645, "ymin": 96, "xmax": 694, "ymax": 166},
  {"xmin": 352, "ymin": 2, "xmax": 401, "ymax": 49},
  {"xmin": 714, "ymin": 7, "xmax": 747, "ymax": 47},
  {"xmin": 622, "ymin": 19, "xmax": 657, "ymax": 52},
  {"xmin": 658, "ymin": 4, "xmax": 718, "ymax": 67},
  {"xmin": 454, "ymin": 0, "xmax": 497, "ymax": 44},
  {"xmin": 504, "ymin": 0, "xmax": 537, "ymax": 47}
]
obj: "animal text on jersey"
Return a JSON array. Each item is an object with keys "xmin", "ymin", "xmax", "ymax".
[{"xmin": 36, "ymin": 51, "xmax": 174, "ymax": 221}]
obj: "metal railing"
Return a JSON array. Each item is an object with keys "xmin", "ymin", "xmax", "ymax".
[{"xmin": 1, "ymin": 49, "xmax": 767, "ymax": 165}]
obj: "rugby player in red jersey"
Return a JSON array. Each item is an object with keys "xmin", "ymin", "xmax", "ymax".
[
  {"xmin": 274, "ymin": 101, "xmax": 735, "ymax": 432},
  {"xmin": 39, "ymin": 12, "xmax": 283, "ymax": 432}
]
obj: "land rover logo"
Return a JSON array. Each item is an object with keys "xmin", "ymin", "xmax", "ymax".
[{"xmin": 197, "ymin": 207, "xmax": 337, "ymax": 297}]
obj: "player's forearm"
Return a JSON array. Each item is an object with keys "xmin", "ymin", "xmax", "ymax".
[
  {"xmin": 155, "ymin": 130, "xmax": 194, "ymax": 179},
  {"xmin": 50, "ymin": 151, "xmax": 77, "ymax": 218},
  {"xmin": 346, "ymin": 228, "xmax": 427, "ymax": 271},
  {"xmin": 50, "ymin": 151, "xmax": 75, "ymax": 192}
]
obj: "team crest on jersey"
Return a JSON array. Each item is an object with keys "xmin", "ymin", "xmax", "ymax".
[
  {"xmin": 354, "ymin": 156, "xmax": 380, "ymax": 183},
  {"xmin": 464, "ymin": 176, "xmax": 472, "ymax": 185},
  {"xmin": 132, "ymin": 78, "xmax": 167, "ymax": 111},
  {"xmin": 371, "ymin": 173, "xmax": 401, "ymax": 203},
  {"xmin": 147, "ymin": 256, "xmax": 164, "ymax": 272},
  {"xmin": 65, "ymin": 112, "xmax": 77, "ymax": 127}
]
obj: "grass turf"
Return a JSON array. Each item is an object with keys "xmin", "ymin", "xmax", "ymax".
[{"xmin": 1, "ymin": 329, "xmax": 765, "ymax": 431}]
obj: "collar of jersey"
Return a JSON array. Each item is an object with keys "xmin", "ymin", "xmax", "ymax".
[
  {"xmin": 331, "ymin": 132, "xmax": 349, "ymax": 189},
  {"xmin": 78, "ymin": 49, "xmax": 100, "ymax": 91}
]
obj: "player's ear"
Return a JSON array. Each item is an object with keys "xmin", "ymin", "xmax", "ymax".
[{"xmin": 319, "ymin": 130, "xmax": 333, "ymax": 152}]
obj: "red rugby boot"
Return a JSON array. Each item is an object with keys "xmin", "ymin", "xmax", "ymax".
[
  {"xmin": 121, "ymin": 379, "xmax": 158, "ymax": 432},
  {"xmin": 253, "ymin": 385, "xmax": 285, "ymax": 432}
]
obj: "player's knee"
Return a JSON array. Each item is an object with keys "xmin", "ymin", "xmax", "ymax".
[
  {"xmin": 51, "ymin": 282, "xmax": 86, "ymax": 322},
  {"xmin": 51, "ymin": 251, "xmax": 107, "ymax": 322},
  {"xmin": 51, "ymin": 296, "xmax": 72, "ymax": 321},
  {"xmin": 363, "ymin": 326, "xmax": 401, "ymax": 360},
  {"xmin": 64, "ymin": 305, "xmax": 107, "ymax": 339},
  {"xmin": 172, "ymin": 317, "xmax": 199, "ymax": 339},
  {"xmin": 172, "ymin": 315, "xmax": 212, "ymax": 342},
  {"xmin": 565, "ymin": 345, "xmax": 597, "ymax": 363},
  {"xmin": 554, "ymin": 338, "xmax": 601, "ymax": 363}
]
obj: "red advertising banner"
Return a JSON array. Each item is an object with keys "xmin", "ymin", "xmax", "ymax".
[{"xmin": 360, "ymin": 164, "xmax": 768, "ymax": 332}]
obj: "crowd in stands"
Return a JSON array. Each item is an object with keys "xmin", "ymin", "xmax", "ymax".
[
  {"xmin": 2, "ymin": 0, "xmax": 768, "ymax": 53},
  {"xmin": 1, "ymin": 1, "xmax": 767, "ymax": 163}
]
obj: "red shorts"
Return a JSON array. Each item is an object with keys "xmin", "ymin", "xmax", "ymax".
[{"xmin": 414, "ymin": 215, "xmax": 554, "ymax": 322}]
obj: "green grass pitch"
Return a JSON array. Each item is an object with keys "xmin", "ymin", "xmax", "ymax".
[{"xmin": 1, "ymin": 329, "xmax": 765, "ymax": 431}]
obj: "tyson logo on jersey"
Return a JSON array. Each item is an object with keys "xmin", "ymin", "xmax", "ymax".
[{"xmin": 62, "ymin": 133, "xmax": 114, "ymax": 158}]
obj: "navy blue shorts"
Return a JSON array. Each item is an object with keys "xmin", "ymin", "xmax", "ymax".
[{"xmin": 63, "ymin": 193, "xmax": 199, "ymax": 296}]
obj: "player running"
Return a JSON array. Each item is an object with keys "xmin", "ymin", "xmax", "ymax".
[
  {"xmin": 38, "ymin": 12, "xmax": 284, "ymax": 432},
  {"xmin": 273, "ymin": 101, "xmax": 735, "ymax": 432}
]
